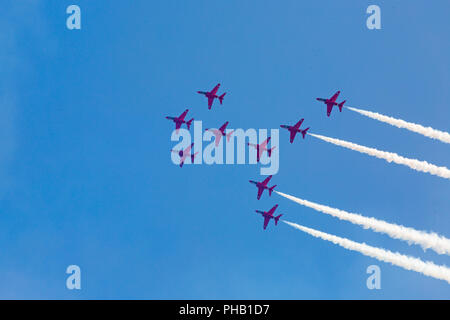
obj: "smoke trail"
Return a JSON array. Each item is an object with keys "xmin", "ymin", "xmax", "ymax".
[
  {"xmin": 276, "ymin": 191, "xmax": 450, "ymax": 255},
  {"xmin": 309, "ymin": 133, "xmax": 450, "ymax": 180},
  {"xmin": 346, "ymin": 106, "xmax": 450, "ymax": 144},
  {"xmin": 283, "ymin": 220, "xmax": 450, "ymax": 284}
]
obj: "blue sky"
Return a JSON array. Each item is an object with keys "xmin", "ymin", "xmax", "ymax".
[{"xmin": 0, "ymin": 1, "xmax": 449, "ymax": 299}]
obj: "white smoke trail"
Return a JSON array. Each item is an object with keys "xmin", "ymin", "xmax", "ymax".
[
  {"xmin": 276, "ymin": 191, "xmax": 450, "ymax": 255},
  {"xmin": 346, "ymin": 106, "xmax": 450, "ymax": 144},
  {"xmin": 283, "ymin": 220, "xmax": 450, "ymax": 284},
  {"xmin": 309, "ymin": 133, "xmax": 450, "ymax": 180}
]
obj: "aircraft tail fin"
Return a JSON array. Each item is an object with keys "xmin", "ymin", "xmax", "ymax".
[
  {"xmin": 226, "ymin": 130, "xmax": 235, "ymax": 142},
  {"xmin": 269, "ymin": 185, "xmax": 277, "ymax": 196},
  {"xmin": 186, "ymin": 118, "xmax": 194, "ymax": 130},
  {"xmin": 302, "ymin": 127, "xmax": 310, "ymax": 139},
  {"xmin": 274, "ymin": 214, "xmax": 282, "ymax": 226},
  {"xmin": 219, "ymin": 92, "xmax": 226, "ymax": 104},
  {"xmin": 338, "ymin": 100, "xmax": 346, "ymax": 112},
  {"xmin": 191, "ymin": 152, "xmax": 199, "ymax": 163}
]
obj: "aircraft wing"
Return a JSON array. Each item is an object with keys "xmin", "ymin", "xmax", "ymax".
[
  {"xmin": 219, "ymin": 121, "xmax": 229, "ymax": 132},
  {"xmin": 327, "ymin": 103, "xmax": 333, "ymax": 116},
  {"xmin": 184, "ymin": 143, "xmax": 193, "ymax": 154},
  {"xmin": 261, "ymin": 175, "xmax": 272, "ymax": 186},
  {"xmin": 213, "ymin": 133, "xmax": 222, "ymax": 147},
  {"xmin": 263, "ymin": 216, "xmax": 271, "ymax": 230},
  {"xmin": 257, "ymin": 187, "xmax": 264, "ymax": 200},
  {"xmin": 208, "ymin": 97, "xmax": 214, "ymax": 108},
  {"xmin": 257, "ymin": 148, "xmax": 264, "ymax": 162},
  {"xmin": 175, "ymin": 121, "xmax": 182, "ymax": 130},
  {"xmin": 293, "ymin": 118, "xmax": 304, "ymax": 130},
  {"xmin": 330, "ymin": 91, "xmax": 340, "ymax": 103},
  {"xmin": 267, "ymin": 204, "xmax": 278, "ymax": 216},
  {"xmin": 210, "ymin": 83, "xmax": 220, "ymax": 95},
  {"xmin": 179, "ymin": 154, "xmax": 188, "ymax": 167},
  {"xmin": 289, "ymin": 130, "xmax": 298, "ymax": 143},
  {"xmin": 178, "ymin": 109, "xmax": 189, "ymax": 121},
  {"xmin": 260, "ymin": 138, "xmax": 270, "ymax": 149}
]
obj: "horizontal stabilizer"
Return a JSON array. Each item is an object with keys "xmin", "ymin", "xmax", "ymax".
[
  {"xmin": 219, "ymin": 92, "xmax": 226, "ymax": 104},
  {"xmin": 302, "ymin": 127, "xmax": 310, "ymax": 139},
  {"xmin": 338, "ymin": 100, "xmax": 346, "ymax": 112},
  {"xmin": 269, "ymin": 185, "xmax": 277, "ymax": 196},
  {"xmin": 186, "ymin": 118, "xmax": 193, "ymax": 130},
  {"xmin": 274, "ymin": 214, "xmax": 282, "ymax": 225}
]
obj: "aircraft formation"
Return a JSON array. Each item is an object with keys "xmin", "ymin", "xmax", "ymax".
[
  {"xmin": 165, "ymin": 83, "xmax": 348, "ymax": 230},
  {"xmin": 165, "ymin": 86, "xmax": 450, "ymax": 285}
]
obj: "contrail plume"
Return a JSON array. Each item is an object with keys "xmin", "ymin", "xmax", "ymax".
[
  {"xmin": 346, "ymin": 106, "xmax": 450, "ymax": 144},
  {"xmin": 283, "ymin": 220, "xmax": 450, "ymax": 284},
  {"xmin": 276, "ymin": 191, "xmax": 450, "ymax": 255},
  {"xmin": 309, "ymin": 133, "xmax": 450, "ymax": 180}
]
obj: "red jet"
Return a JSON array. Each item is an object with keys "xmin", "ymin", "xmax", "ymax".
[
  {"xmin": 280, "ymin": 118, "xmax": 310, "ymax": 143},
  {"xmin": 171, "ymin": 143, "xmax": 199, "ymax": 168},
  {"xmin": 205, "ymin": 121, "xmax": 235, "ymax": 147},
  {"xmin": 255, "ymin": 204, "xmax": 283, "ymax": 230},
  {"xmin": 165, "ymin": 109, "xmax": 194, "ymax": 133},
  {"xmin": 316, "ymin": 91, "xmax": 346, "ymax": 117},
  {"xmin": 247, "ymin": 137, "xmax": 275, "ymax": 162},
  {"xmin": 249, "ymin": 175, "xmax": 277, "ymax": 200},
  {"xmin": 197, "ymin": 83, "xmax": 227, "ymax": 109}
]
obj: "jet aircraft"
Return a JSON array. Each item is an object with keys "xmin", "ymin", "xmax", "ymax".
[
  {"xmin": 255, "ymin": 204, "xmax": 283, "ymax": 230},
  {"xmin": 316, "ymin": 91, "xmax": 346, "ymax": 117},
  {"xmin": 197, "ymin": 83, "xmax": 227, "ymax": 109}
]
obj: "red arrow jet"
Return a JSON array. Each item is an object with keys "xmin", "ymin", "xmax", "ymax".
[
  {"xmin": 171, "ymin": 143, "xmax": 199, "ymax": 168},
  {"xmin": 205, "ymin": 121, "xmax": 235, "ymax": 147},
  {"xmin": 249, "ymin": 175, "xmax": 277, "ymax": 200},
  {"xmin": 247, "ymin": 137, "xmax": 275, "ymax": 162},
  {"xmin": 197, "ymin": 83, "xmax": 227, "ymax": 109},
  {"xmin": 316, "ymin": 91, "xmax": 346, "ymax": 117},
  {"xmin": 165, "ymin": 109, "xmax": 193, "ymax": 133},
  {"xmin": 255, "ymin": 204, "xmax": 283, "ymax": 230},
  {"xmin": 280, "ymin": 118, "xmax": 310, "ymax": 143}
]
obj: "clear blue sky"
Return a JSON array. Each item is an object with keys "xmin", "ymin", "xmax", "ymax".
[{"xmin": 0, "ymin": 1, "xmax": 449, "ymax": 299}]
